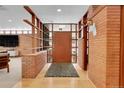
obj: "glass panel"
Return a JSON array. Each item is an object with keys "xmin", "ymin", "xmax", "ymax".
[
  {"xmin": 72, "ymin": 24, "xmax": 76, "ymax": 31},
  {"xmin": 11, "ymin": 30, "xmax": 16, "ymax": 34},
  {"xmin": 44, "ymin": 24, "xmax": 52, "ymax": 31},
  {"xmin": 53, "ymin": 25, "xmax": 70, "ymax": 31},
  {"xmin": 72, "ymin": 40, "xmax": 77, "ymax": 47},
  {"xmin": 72, "ymin": 32, "xmax": 76, "ymax": 39},
  {"xmin": 0, "ymin": 31, "xmax": 4, "ymax": 34},
  {"xmin": 35, "ymin": 29, "xmax": 37, "ymax": 34},
  {"xmin": 72, "ymin": 48, "xmax": 77, "ymax": 63},
  {"xmin": 28, "ymin": 30, "xmax": 32, "ymax": 34},
  {"xmin": 48, "ymin": 24, "xmax": 52, "ymax": 31},
  {"xmin": 5, "ymin": 30, "xmax": 10, "ymax": 34},
  {"xmin": 17, "ymin": 30, "xmax": 22, "ymax": 34},
  {"xmin": 49, "ymin": 40, "xmax": 52, "ymax": 46},
  {"xmin": 72, "ymin": 48, "xmax": 77, "ymax": 55},
  {"xmin": 23, "ymin": 31, "xmax": 28, "ymax": 34},
  {"xmin": 49, "ymin": 32, "xmax": 52, "ymax": 39},
  {"xmin": 72, "ymin": 55, "xmax": 77, "ymax": 63}
]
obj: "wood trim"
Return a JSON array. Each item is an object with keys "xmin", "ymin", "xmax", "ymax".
[
  {"xmin": 37, "ymin": 18, "xmax": 40, "ymax": 51},
  {"xmin": 24, "ymin": 6, "xmax": 39, "ymax": 20},
  {"xmin": 24, "ymin": 6, "xmax": 35, "ymax": 15},
  {"xmin": 23, "ymin": 5, "xmax": 48, "ymax": 53},
  {"xmin": 120, "ymin": 5, "xmax": 124, "ymax": 88}
]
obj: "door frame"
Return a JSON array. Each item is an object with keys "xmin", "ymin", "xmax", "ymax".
[
  {"xmin": 120, "ymin": 5, "xmax": 124, "ymax": 88},
  {"xmin": 44, "ymin": 23, "xmax": 78, "ymax": 63},
  {"xmin": 83, "ymin": 12, "xmax": 89, "ymax": 70}
]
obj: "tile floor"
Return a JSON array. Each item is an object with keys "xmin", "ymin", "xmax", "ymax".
[{"xmin": 13, "ymin": 62, "xmax": 95, "ymax": 88}]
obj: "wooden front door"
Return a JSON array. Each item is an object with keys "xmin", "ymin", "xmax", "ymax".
[{"xmin": 52, "ymin": 32, "xmax": 72, "ymax": 63}]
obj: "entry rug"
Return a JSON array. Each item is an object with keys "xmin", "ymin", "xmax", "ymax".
[{"xmin": 45, "ymin": 63, "xmax": 79, "ymax": 77}]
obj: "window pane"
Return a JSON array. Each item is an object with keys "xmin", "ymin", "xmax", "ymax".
[
  {"xmin": 17, "ymin": 30, "xmax": 22, "ymax": 34},
  {"xmin": 0, "ymin": 31, "xmax": 4, "ymax": 34},
  {"xmin": 23, "ymin": 31, "xmax": 28, "ymax": 34},
  {"xmin": 72, "ymin": 33, "xmax": 76, "ymax": 39},
  {"xmin": 72, "ymin": 24, "xmax": 76, "ymax": 31},
  {"xmin": 72, "ymin": 40, "xmax": 77, "ymax": 47},
  {"xmin": 11, "ymin": 30, "xmax": 16, "ymax": 34},
  {"xmin": 53, "ymin": 25, "xmax": 70, "ymax": 31},
  {"xmin": 5, "ymin": 30, "xmax": 10, "ymax": 34},
  {"xmin": 72, "ymin": 55, "xmax": 77, "ymax": 63},
  {"xmin": 72, "ymin": 48, "xmax": 77, "ymax": 55}
]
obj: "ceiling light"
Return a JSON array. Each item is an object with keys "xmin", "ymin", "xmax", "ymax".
[
  {"xmin": 57, "ymin": 9, "xmax": 62, "ymax": 12},
  {"xmin": 8, "ymin": 19, "xmax": 12, "ymax": 22}
]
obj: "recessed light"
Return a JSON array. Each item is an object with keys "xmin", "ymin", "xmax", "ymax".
[
  {"xmin": 8, "ymin": 19, "xmax": 12, "ymax": 22},
  {"xmin": 57, "ymin": 9, "xmax": 62, "ymax": 12}
]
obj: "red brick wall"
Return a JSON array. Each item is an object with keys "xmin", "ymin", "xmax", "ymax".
[
  {"xmin": 19, "ymin": 34, "xmax": 33, "ymax": 55},
  {"xmin": 106, "ymin": 6, "xmax": 120, "ymax": 87},
  {"xmin": 88, "ymin": 6, "xmax": 120, "ymax": 88},
  {"xmin": 19, "ymin": 33, "xmax": 43, "ymax": 55},
  {"xmin": 77, "ymin": 38, "xmax": 84, "ymax": 69},
  {"xmin": 22, "ymin": 51, "xmax": 47, "ymax": 78},
  {"xmin": 88, "ymin": 6, "xmax": 107, "ymax": 88}
]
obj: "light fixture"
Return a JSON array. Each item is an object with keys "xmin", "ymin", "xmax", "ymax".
[
  {"xmin": 8, "ymin": 19, "xmax": 12, "ymax": 22},
  {"xmin": 87, "ymin": 20, "xmax": 93, "ymax": 26},
  {"xmin": 57, "ymin": 9, "xmax": 62, "ymax": 12}
]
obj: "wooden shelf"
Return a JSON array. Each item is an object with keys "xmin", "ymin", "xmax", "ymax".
[{"xmin": 23, "ymin": 6, "xmax": 51, "ymax": 53}]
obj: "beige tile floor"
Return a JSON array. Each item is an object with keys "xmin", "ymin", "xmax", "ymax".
[{"xmin": 13, "ymin": 63, "xmax": 95, "ymax": 88}]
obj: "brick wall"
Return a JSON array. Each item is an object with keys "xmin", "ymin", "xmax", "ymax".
[
  {"xmin": 88, "ymin": 6, "xmax": 120, "ymax": 87},
  {"xmin": 19, "ymin": 33, "xmax": 43, "ymax": 55},
  {"xmin": 19, "ymin": 34, "xmax": 33, "ymax": 55},
  {"xmin": 77, "ymin": 38, "xmax": 84, "ymax": 69},
  {"xmin": 106, "ymin": 6, "xmax": 120, "ymax": 87},
  {"xmin": 88, "ymin": 6, "xmax": 107, "ymax": 88},
  {"xmin": 22, "ymin": 51, "xmax": 47, "ymax": 78}
]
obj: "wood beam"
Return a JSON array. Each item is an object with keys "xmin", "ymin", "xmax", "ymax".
[
  {"xmin": 23, "ymin": 19, "xmax": 49, "ymax": 36},
  {"xmin": 24, "ymin": 6, "xmax": 35, "ymax": 15},
  {"xmin": 24, "ymin": 6, "xmax": 41, "ymax": 22},
  {"xmin": 32, "ymin": 15, "xmax": 35, "ymax": 53}
]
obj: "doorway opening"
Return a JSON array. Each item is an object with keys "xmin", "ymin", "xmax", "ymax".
[{"xmin": 43, "ymin": 23, "xmax": 78, "ymax": 63}]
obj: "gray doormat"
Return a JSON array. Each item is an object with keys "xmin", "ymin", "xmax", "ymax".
[{"xmin": 45, "ymin": 63, "xmax": 79, "ymax": 77}]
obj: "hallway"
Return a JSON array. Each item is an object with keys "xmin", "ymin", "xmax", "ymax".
[
  {"xmin": 13, "ymin": 62, "xmax": 95, "ymax": 88},
  {"xmin": 0, "ymin": 5, "xmax": 124, "ymax": 88},
  {"xmin": 1, "ymin": 1, "xmax": 124, "ymax": 93}
]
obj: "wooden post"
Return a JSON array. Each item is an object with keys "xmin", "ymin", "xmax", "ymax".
[
  {"xmin": 37, "ymin": 18, "xmax": 40, "ymax": 51},
  {"xmin": 32, "ymin": 15, "xmax": 35, "ymax": 53},
  {"xmin": 40, "ymin": 22, "xmax": 43, "ymax": 50},
  {"xmin": 120, "ymin": 5, "xmax": 124, "ymax": 88},
  {"xmin": 83, "ymin": 12, "xmax": 88, "ymax": 71}
]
